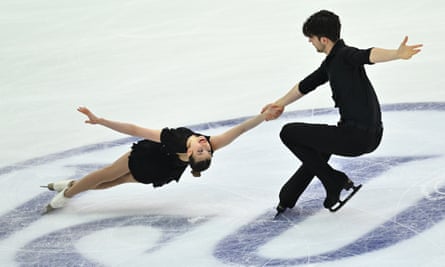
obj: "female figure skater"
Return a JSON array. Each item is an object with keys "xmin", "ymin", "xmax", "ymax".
[{"xmin": 43, "ymin": 105, "xmax": 282, "ymax": 213}]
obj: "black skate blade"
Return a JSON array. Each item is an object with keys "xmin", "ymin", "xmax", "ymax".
[
  {"xmin": 274, "ymin": 204, "xmax": 287, "ymax": 218},
  {"xmin": 274, "ymin": 211, "xmax": 283, "ymax": 219},
  {"xmin": 329, "ymin": 184, "xmax": 362, "ymax": 212}
]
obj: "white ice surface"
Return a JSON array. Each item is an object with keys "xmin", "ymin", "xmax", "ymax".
[{"xmin": 1, "ymin": 0, "xmax": 445, "ymax": 266}]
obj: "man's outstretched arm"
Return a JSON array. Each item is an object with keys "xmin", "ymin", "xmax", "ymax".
[
  {"xmin": 369, "ymin": 36, "xmax": 422, "ymax": 63},
  {"xmin": 261, "ymin": 83, "xmax": 304, "ymax": 120}
]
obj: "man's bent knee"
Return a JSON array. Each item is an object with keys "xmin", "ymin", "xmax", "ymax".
[
  {"xmin": 280, "ymin": 123, "xmax": 304, "ymax": 145},
  {"xmin": 280, "ymin": 124, "xmax": 293, "ymax": 143}
]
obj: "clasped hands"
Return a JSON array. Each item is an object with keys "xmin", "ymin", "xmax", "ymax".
[{"xmin": 261, "ymin": 103, "xmax": 284, "ymax": 121}]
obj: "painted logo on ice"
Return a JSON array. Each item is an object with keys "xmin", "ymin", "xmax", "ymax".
[{"xmin": 0, "ymin": 102, "xmax": 444, "ymax": 266}]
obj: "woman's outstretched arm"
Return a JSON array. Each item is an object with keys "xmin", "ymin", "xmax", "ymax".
[
  {"xmin": 77, "ymin": 106, "xmax": 161, "ymax": 142},
  {"xmin": 210, "ymin": 105, "xmax": 282, "ymax": 151}
]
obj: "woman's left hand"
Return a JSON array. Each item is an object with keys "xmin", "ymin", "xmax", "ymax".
[{"xmin": 77, "ymin": 106, "xmax": 101, "ymax": 124}]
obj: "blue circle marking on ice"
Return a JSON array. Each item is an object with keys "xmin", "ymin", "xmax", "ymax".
[
  {"xmin": 1, "ymin": 102, "xmax": 444, "ymax": 266},
  {"xmin": 213, "ymin": 102, "xmax": 445, "ymax": 266},
  {"xmin": 15, "ymin": 215, "xmax": 208, "ymax": 266},
  {"xmin": 213, "ymin": 155, "xmax": 441, "ymax": 266}
]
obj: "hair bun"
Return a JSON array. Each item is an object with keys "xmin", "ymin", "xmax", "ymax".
[{"xmin": 191, "ymin": 170, "xmax": 201, "ymax": 177}]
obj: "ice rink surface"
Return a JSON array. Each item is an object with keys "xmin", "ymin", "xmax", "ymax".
[{"xmin": 1, "ymin": 0, "xmax": 445, "ymax": 266}]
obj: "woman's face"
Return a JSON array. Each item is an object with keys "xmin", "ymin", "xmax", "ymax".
[{"xmin": 187, "ymin": 136, "xmax": 212, "ymax": 161}]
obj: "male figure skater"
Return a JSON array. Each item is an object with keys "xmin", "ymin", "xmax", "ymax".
[{"xmin": 263, "ymin": 10, "xmax": 422, "ymax": 215}]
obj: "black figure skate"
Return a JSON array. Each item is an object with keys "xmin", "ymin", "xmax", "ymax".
[
  {"xmin": 324, "ymin": 178, "xmax": 362, "ymax": 212},
  {"xmin": 274, "ymin": 204, "xmax": 287, "ymax": 218}
]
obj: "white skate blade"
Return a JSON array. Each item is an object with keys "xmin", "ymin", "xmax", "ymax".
[
  {"xmin": 41, "ymin": 180, "xmax": 74, "ymax": 192},
  {"xmin": 42, "ymin": 204, "xmax": 55, "ymax": 215},
  {"xmin": 40, "ymin": 184, "xmax": 54, "ymax": 191}
]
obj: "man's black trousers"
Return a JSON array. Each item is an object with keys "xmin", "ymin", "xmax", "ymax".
[{"xmin": 278, "ymin": 122, "xmax": 383, "ymax": 209}]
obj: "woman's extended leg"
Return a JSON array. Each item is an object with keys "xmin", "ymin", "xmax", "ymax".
[
  {"xmin": 91, "ymin": 173, "xmax": 138, "ymax": 190},
  {"xmin": 45, "ymin": 152, "xmax": 138, "ymax": 212},
  {"xmin": 65, "ymin": 151, "xmax": 136, "ymax": 198}
]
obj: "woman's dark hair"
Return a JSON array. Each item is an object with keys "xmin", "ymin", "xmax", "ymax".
[
  {"xmin": 302, "ymin": 10, "xmax": 341, "ymax": 42},
  {"xmin": 189, "ymin": 156, "xmax": 211, "ymax": 177}
]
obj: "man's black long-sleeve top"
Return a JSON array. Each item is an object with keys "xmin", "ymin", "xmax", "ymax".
[{"xmin": 299, "ymin": 39, "xmax": 382, "ymax": 127}]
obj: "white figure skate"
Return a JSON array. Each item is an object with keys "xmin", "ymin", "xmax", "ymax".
[
  {"xmin": 43, "ymin": 188, "xmax": 71, "ymax": 214},
  {"xmin": 41, "ymin": 179, "xmax": 74, "ymax": 192}
]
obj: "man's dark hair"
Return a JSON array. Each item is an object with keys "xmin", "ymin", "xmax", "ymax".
[
  {"xmin": 302, "ymin": 10, "xmax": 341, "ymax": 42},
  {"xmin": 189, "ymin": 156, "xmax": 211, "ymax": 177}
]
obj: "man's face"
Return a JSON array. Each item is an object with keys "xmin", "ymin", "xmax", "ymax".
[{"xmin": 308, "ymin": 36, "xmax": 326, "ymax": 53}]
